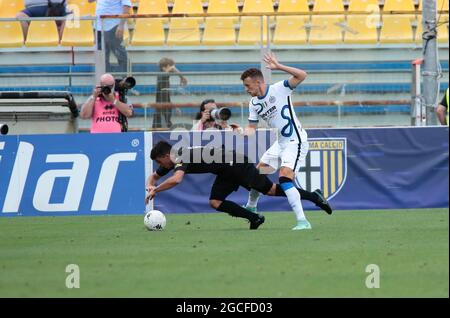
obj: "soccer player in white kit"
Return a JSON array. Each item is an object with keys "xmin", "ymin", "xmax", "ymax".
[{"xmin": 240, "ymin": 53, "xmax": 319, "ymax": 230}]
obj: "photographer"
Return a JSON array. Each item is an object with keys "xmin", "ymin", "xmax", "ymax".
[
  {"xmin": 80, "ymin": 73, "xmax": 133, "ymax": 133},
  {"xmin": 192, "ymin": 99, "xmax": 239, "ymax": 131}
]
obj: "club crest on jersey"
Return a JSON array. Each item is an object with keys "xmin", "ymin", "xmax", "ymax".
[
  {"xmin": 296, "ymin": 138, "xmax": 347, "ymax": 200},
  {"xmin": 269, "ymin": 96, "xmax": 276, "ymax": 104}
]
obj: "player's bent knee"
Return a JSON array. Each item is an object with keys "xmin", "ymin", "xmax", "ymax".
[
  {"xmin": 209, "ymin": 199, "xmax": 222, "ymax": 210},
  {"xmin": 279, "ymin": 166, "xmax": 294, "ymax": 179}
]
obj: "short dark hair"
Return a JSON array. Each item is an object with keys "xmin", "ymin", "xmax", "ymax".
[
  {"xmin": 158, "ymin": 57, "xmax": 175, "ymax": 71},
  {"xmin": 240, "ymin": 68, "xmax": 264, "ymax": 81},
  {"xmin": 151, "ymin": 141, "xmax": 172, "ymax": 160}
]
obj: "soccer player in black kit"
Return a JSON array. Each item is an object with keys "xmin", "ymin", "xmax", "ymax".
[{"xmin": 146, "ymin": 141, "xmax": 332, "ymax": 230}]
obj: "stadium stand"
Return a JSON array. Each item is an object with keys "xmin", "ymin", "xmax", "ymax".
[
  {"xmin": 242, "ymin": 0, "xmax": 274, "ymax": 14},
  {"xmin": 25, "ymin": 21, "xmax": 60, "ymax": 47},
  {"xmin": 130, "ymin": 18, "xmax": 166, "ymax": 45},
  {"xmin": 136, "ymin": 0, "xmax": 169, "ymax": 14},
  {"xmin": 67, "ymin": 0, "xmax": 96, "ymax": 16},
  {"xmin": 0, "ymin": 21, "xmax": 24, "ymax": 48},
  {"xmin": 272, "ymin": 15, "xmax": 308, "ymax": 44},
  {"xmin": 171, "ymin": 0, "xmax": 204, "ymax": 14},
  {"xmin": 0, "ymin": 0, "xmax": 25, "ymax": 18},
  {"xmin": 379, "ymin": 14, "xmax": 415, "ymax": 43},
  {"xmin": 277, "ymin": 0, "xmax": 310, "ymax": 14},
  {"xmin": 344, "ymin": 14, "xmax": 380, "ymax": 44},
  {"xmin": 61, "ymin": 20, "xmax": 95, "ymax": 47},
  {"xmin": 206, "ymin": 0, "xmax": 239, "ymax": 14},
  {"xmin": 237, "ymin": 16, "xmax": 269, "ymax": 45},
  {"xmin": 166, "ymin": 18, "xmax": 201, "ymax": 45},
  {"xmin": 347, "ymin": 0, "xmax": 381, "ymax": 13},
  {"xmin": 309, "ymin": 15, "xmax": 345, "ymax": 44},
  {"xmin": 202, "ymin": 17, "xmax": 237, "ymax": 45},
  {"xmin": 0, "ymin": 0, "xmax": 449, "ymax": 131},
  {"xmin": 312, "ymin": 0, "xmax": 345, "ymax": 13},
  {"xmin": 382, "ymin": 0, "xmax": 415, "ymax": 12}
]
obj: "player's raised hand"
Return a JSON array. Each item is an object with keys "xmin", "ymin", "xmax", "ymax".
[{"xmin": 264, "ymin": 52, "xmax": 281, "ymax": 70}]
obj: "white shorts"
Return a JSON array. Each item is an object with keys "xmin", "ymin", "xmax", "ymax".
[{"xmin": 260, "ymin": 138, "xmax": 309, "ymax": 174}]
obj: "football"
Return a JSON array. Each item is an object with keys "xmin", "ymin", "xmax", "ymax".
[{"xmin": 144, "ymin": 210, "xmax": 166, "ymax": 231}]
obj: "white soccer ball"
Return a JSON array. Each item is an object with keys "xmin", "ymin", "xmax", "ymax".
[{"xmin": 144, "ymin": 210, "xmax": 166, "ymax": 231}]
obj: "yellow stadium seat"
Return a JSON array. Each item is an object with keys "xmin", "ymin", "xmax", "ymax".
[
  {"xmin": 167, "ymin": 18, "xmax": 201, "ymax": 45},
  {"xmin": 207, "ymin": 0, "xmax": 239, "ymax": 14},
  {"xmin": 344, "ymin": 14, "xmax": 379, "ymax": 43},
  {"xmin": 277, "ymin": 0, "xmax": 309, "ymax": 13},
  {"xmin": 25, "ymin": 21, "xmax": 60, "ymax": 47},
  {"xmin": 416, "ymin": 15, "xmax": 449, "ymax": 44},
  {"xmin": 136, "ymin": 0, "xmax": 169, "ymax": 14},
  {"xmin": 273, "ymin": 15, "xmax": 308, "ymax": 44},
  {"xmin": 383, "ymin": 0, "xmax": 415, "ymax": 12},
  {"xmin": 172, "ymin": 0, "xmax": 204, "ymax": 14},
  {"xmin": 61, "ymin": 20, "xmax": 94, "ymax": 46},
  {"xmin": 202, "ymin": 17, "xmax": 236, "ymax": 45},
  {"xmin": 437, "ymin": 16, "xmax": 449, "ymax": 44},
  {"xmin": 237, "ymin": 17, "xmax": 270, "ymax": 45},
  {"xmin": 347, "ymin": 0, "xmax": 380, "ymax": 13},
  {"xmin": 242, "ymin": 0, "xmax": 274, "ymax": 14},
  {"xmin": 312, "ymin": 0, "xmax": 344, "ymax": 13},
  {"xmin": 309, "ymin": 15, "xmax": 345, "ymax": 44},
  {"xmin": 130, "ymin": 18, "xmax": 165, "ymax": 45},
  {"xmin": 419, "ymin": 0, "xmax": 449, "ymax": 12},
  {"xmin": 379, "ymin": 14, "xmax": 414, "ymax": 43},
  {"xmin": 0, "ymin": 21, "xmax": 24, "ymax": 48},
  {"xmin": 0, "ymin": 0, "xmax": 25, "ymax": 18},
  {"xmin": 67, "ymin": 0, "xmax": 96, "ymax": 16}
]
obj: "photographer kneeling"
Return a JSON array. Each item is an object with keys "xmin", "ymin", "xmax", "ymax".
[
  {"xmin": 192, "ymin": 99, "xmax": 240, "ymax": 131},
  {"xmin": 80, "ymin": 73, "xmax": 133, "ymax": 133}
]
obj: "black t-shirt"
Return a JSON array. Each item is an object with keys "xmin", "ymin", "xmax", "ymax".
[{"xmin": 155, "ymin": 146, "xmax": 249, "ymax": 177}]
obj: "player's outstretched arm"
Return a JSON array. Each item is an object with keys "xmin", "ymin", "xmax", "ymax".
[
  {"xmin": 263, "ymin": 52, "xmax": 307, "ymax": 89},
  {"xmin": 145, "ymin": 170, "xmax": 185, "ymax": 203},
  {"xmin": 155, "ymin": 170, "xmax": 185, "ymax": 193},
  {"xmin": 146, "ymin": 172, "xmax": 161, "ymax": 191}
]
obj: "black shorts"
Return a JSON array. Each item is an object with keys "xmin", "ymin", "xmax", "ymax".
[{"xmin": 209, "ymin": 163, "xmax": 273, "ymax": 201}]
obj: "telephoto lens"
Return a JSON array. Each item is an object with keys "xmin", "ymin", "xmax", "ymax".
[
  {"xmin": 0, "ymin": 124, "xmax": 8, "ymax": 135},
  {"xmin": 123, "ymin": 77, "xmax": 136, "ymax": 89},
  {"xmin": 210, "ymin": 108, "xmax": 232, "ymax": 121}
]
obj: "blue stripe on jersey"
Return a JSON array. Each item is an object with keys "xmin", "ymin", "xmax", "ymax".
[
  {"xmin": 257, "ymin": 85, "xmax": 271, "ymax": 100},
  {"xmin": 249, "ymin": 119, "xmax": 259, "ymax": 123},
  {"xmin": 284, "ymin": 79, "xmax": 294, "ymax": 90}
]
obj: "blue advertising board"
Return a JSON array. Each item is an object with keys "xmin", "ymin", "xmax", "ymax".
[
  {"xmin": 0, "ymin": 133, "xmax": 145, "ymax": 216},
  {"xmin": 151, "ymin": 127, "xmax": 449, "ymax": 213},
  {"xmin": 1, "ymin": 127, "xmax": 448, "ymax": 217}
]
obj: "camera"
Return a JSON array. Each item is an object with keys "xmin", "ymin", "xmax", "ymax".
[
  {"xmin": 100, "ymin": 85, "xmax": 112, "ymax": 95},
  {"xmin": 0, "ymin": 123, "xmax": 8, "ymax": 135},
  {"xmin": 210, "ymin": 107, "xmax": 232, "ymax": 121},
  {"xmin": 114, "ymin": 77, "xmax": 136, "ymax": 133},
  {"xmin": 116, "ymin": 76, "xmax": 136, "ymax": 93}
]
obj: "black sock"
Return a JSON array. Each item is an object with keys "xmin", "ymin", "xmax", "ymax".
[
  {"xmin": 275, "ymin": 184, "xmax": 319, "ymax": 204},
  {"xmin": 297, "ymin": 188, "xmax": 319, "ymax": 204},
  {"xmin": 217, "ymin": 200, "xmax": 259, "ymax": 222}
]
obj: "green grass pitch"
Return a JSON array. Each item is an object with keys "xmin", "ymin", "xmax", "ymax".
[{"xmin": 0, "ymin": 209, "xmax": 448, "ymax": 298}]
